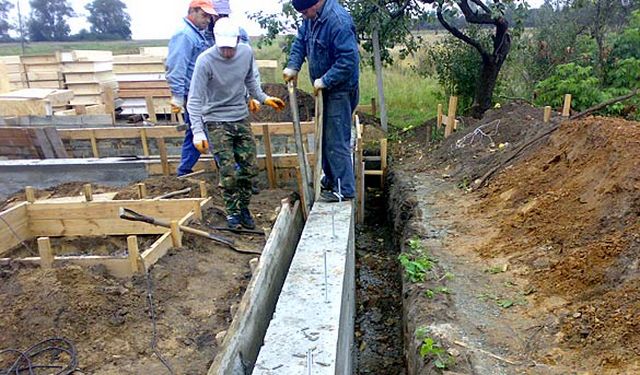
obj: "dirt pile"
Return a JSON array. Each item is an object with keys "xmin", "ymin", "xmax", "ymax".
[
  {"xmin": 0, "ymin": 178, "xmax": 292, "ymax": 373},
  {"xmin": 249, "ymin": 83, "xmax": 315, "ymax": 122},
  {"xmin": 475, "ymin": 117, "xmax": 640, "ymax": 369},
  {"xmin": 395, "ymin": 102, "xmax": 553, "ymax": 184}
]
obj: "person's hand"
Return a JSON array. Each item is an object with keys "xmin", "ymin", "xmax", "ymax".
[
  {"xmin": 170, "ymin": 95, "xmax": 184, "ymax": 114},
  {"xmin": 282, "ymin": 68, "xmax": 298, "ymax": 83},
  {"xmin": 248, "ymin": 98, "xmax": 261, "ymax": 113},
  {"xmin": 193, "ymin": 130, "xmax": 209, "ymax": 154},
  {"xmin": 313, "ymin": 78, "xmax": 325, "ymax": 96},
  {"xmin": 264, "ymin": 97, "xmax": 286, "ymax": 111}
]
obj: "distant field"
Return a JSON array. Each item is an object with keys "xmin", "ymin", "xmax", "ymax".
[
  {"xmin": 0, "ymin": 40, "xmax": 169, "ymax": 56},
  {"xmin": 0, "ymin": 36, "xmax": 442, "ymax": 130}
]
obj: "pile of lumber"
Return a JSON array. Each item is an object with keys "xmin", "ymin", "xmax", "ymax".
[
  {"xmin": 62, "ymin": 50, "xmax": 118, "ymax": 109},
  {"xmin": 114, "ymin": 48, "xmax": 171, "ymax": 115},
  {"xmin": 0, "ymin": 127, "xmax": 68, "ymax": 159},
  {"xmin": 21, "ymin": 53, "xmax": 64, "ymax": 89},
  {"xmin": 0, "ymin": 56, "xmax": 26, "ymax": 90},
  {"xmin": 0, "ymin": 88, "xmax": 74, "ymax": 116}
]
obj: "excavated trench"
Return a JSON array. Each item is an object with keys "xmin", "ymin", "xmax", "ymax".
[{"xmin": 354, "ymin": 183, "xmax": 406, "ymax": 374}]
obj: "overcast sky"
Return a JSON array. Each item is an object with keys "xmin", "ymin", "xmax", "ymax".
[{"xmin": 9, "ymin": 0, "xmax": 546, "ymax": 40}]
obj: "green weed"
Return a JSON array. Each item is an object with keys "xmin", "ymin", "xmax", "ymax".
[
  {"xmin": 425, "ymin": 286, "xmax": 451, "ymax": 299},
  {"xmin": 399, "ymin": 253, "xmax": 433, "ymax": 283},
  {"xmin": 419, "ymin": 337, "xmax": 456, "ymax": 370}
]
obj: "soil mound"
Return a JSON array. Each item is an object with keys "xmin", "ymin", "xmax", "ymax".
[
  {"xmin": 249, "ymin": 83, "xmax": 315, "ymax": 122},
  {"xmin": 396, "ymin": 102, "xmax": 553, "ymax": 184},
  {"xmin": 476, "ymin": 117, "xmax": 640, "ymax": 367}
]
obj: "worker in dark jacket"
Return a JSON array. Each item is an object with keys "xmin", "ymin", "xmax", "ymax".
[{"xmin": 283, "ymin": 0, "xmax": 360, "ymax": 202}]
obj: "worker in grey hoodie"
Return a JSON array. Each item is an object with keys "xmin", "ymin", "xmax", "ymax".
[{"xmin": 187, "ymin": 18, "xmax": 286, "ymax": 229}]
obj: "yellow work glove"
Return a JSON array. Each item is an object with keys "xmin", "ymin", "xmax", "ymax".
[
  {"xmin": 170, "ymin": 95, "xmax": 183, "ymax": 114},
  {"xmin": 282, "ymin": 68, "xmax": 298, "ymax": 83},
  {"xmin": 248, "ymin": 98, "xmax": 261, "ymax": 113},
  {"xmin": 192, "ymin": 130, "xmax": 209, "ymax": 154},
  {"xmin": 264, "ymin": 97, "xmax": 286, "ymax": 111}
]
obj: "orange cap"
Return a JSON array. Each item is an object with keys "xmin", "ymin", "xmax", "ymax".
[{"xmin": 189, "ymin": 0, "xmax": 217, "ymax": 15}]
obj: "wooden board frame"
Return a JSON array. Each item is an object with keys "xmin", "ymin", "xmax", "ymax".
[{"xmin": 0, "ymin": 197, "xmax": 209, "ymax": 277}]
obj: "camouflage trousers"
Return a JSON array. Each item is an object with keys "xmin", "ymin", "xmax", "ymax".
[{"xmin": 206, "ymin": 119, "xmax": 258, "ymax": 216}]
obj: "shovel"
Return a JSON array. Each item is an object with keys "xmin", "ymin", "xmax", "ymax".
[{"xmin": 118, "ymin": 207, "xmax": 261, "ymax": 255}]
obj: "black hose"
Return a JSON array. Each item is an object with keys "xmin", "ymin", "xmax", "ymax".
[{"xmin": 0, "ymin": 337, "xmax": 78, "ymax": 375}]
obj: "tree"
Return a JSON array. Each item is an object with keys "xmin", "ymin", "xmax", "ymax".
[
  {"xmin": 27, "ymin": 0, "xmax": 74, "ymax": 41},
  {"xmin": 253, "ymin": 0, "xmax": 526, "ymax": 119},
  {"xmin": 85, "ymin": 0, "xmax": 132, "ymax": 40},
  {"xmin": 0, "ymin": 0, "xmax": 13, "ymax": 41}
]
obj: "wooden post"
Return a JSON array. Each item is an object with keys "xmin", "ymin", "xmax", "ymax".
[
  {"xmin": 544, "ymin": 106, "xmax": 552, "ymax": 123},
  {"xmin": 83, "ymin": 184, "xmax": 93, "ymax": 202},
  {"xmin": 90, "ymin": 130, "xmax": 99, "ymax": 158},
  {"xmin": 145, "ymin": 96, "xmax": 157, "ymax": 123},
  {"xmin": 140, "ymin": 128, "xmax": 150, "ymax": 157},
  {"xmin": 262, "ymin": 124, "xmax": 276, "ymax": 188},
  {"xmin": 25, "ymin": 186, "xmax": 35, "ymax": 203},
  {"xmin": 37, "ymin": 237, "xmax": 54, "ymax": 269},
  {"xmin": 445, "ymin": 96, "xmax": 458, "ymax": 138},
  {"xmin": 295, "ymin": 167, "xmax": 308, "ymax": 219},
  {"xmin": 371, "ymin": 97, "xmax": 377, "ymax": 116},
  {"xmin": 380, "ymin": 138, "xmax": 387, "ymax": 188},
  {"xmin": 193, "ymin": 201, "xmax": 203, "ymax": 221},
  {"xmin": 437, "ymin": 103, "xmax": 443, "ymax": 128},
  {"xmin": 103, "ymin": 86, "xmax": 115, "ymax": 125},
  {"xmin": 170, "ymin": 220, "xmax": 182, "ymax": 247},
  {"xmin": 562, "ymin": 94, "xmax": 572, "ymax": 117},
  {"xmin": 137, "ymin": 183, "xmax": 147, "ymax": 199},
  {"xmin": 157, "ymin": 137, "xmax": 170, "ymax": 176},
  {"xmin": 199, "ymin": 181, "xmax": 207, "ymax": 198},
  {"xmin": 127, "ymin": 235, "xmax": 140, "ymax": 273}
]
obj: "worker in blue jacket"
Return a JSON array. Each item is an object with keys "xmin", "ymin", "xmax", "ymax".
[
  {"xmin": 166, "ymin": 0, "xmax": 217, "ymax": 177},
  {"xmin": 283, "ymin": 0, "xmax": 360, "ymax": 202}
]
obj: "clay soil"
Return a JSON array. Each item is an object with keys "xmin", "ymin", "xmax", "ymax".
[
  {"xmin": 249, "ymin": 83, "xmax": 316, "ymax": 123},
  {"xmin": 0, "ymin": 177, "xmax": 292, "ymax": 374},
  {"xmin": 391, "ymin": 108, "xmax": 639, "ymax": 374}
]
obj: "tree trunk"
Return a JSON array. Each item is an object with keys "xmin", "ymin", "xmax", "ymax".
[{"xmin": 470, "ymin": 59, "xmax": 500, "ymax": 118}]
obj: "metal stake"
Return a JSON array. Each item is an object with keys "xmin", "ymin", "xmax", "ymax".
[{"xmin": 324, "ymin": 249, "xmax": 329, "ymax": 303}]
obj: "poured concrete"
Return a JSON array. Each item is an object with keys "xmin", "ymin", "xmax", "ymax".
[{"xmin": 254, "ymin": 201, "xmax": 355, "ymax": 374}]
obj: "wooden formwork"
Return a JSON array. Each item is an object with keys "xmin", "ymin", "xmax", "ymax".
[{"xmin": 0, "ymin": 195, "xmax": 211, "ymax": 277}]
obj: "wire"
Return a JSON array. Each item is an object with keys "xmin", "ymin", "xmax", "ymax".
[
  {"xmin": 144, "ymin": 268, "xmax": 175, "ymax": 375},
  {"xmin": 0, "ymin": 337, "xmax": 78, "ymax": 375}
]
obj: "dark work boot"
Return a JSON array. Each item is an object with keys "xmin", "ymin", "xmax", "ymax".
[
  {"xmin": 240, "ymin": 208, "xmax": 256, "ymax": 229},
  {"xmin": 226, "ymin": 214, "xmax": 242, "ymax": 229}
]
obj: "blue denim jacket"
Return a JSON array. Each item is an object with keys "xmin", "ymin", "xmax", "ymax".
[
  {"xmin": 166, "ymin": 18, "xmax": 211, "ymax": 98},
  {"xmin": 287, "ymin": 0, "xmax": 359, "ymax": 92}
]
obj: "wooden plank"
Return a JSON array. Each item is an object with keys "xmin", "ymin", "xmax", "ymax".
[
  {"xmin": 145, "ymin": 96, "xmax": 157, "ymax": 122},
  {"xmin": 137, "ymin": 183, "xmax": 147, "ymax": 199},
  {"xmin": 140, "ymin": 128, "xmax": 150, "ymax": 156},
  {"xmin": 27, "ymin": 199, "xmax": 200, "ymax": 220},
  {"xmin": 70, "ymin": 50, "xmax": 113, "ymax": 62},
  {"xmin": 437, "ymin": 103, "xmax": 443, "ymax": 128},
  {"xmin": 170, "ymin": 220, "xmax": 182, "ymax": 247},
  {"xmin": 157, "ymin": 137, "xmax": 170, "ymax": 176},
  {"xmin": 141, "ymin": 231, "xmax": 172, "ymax": 270},
  {"xmin": 29, "ymin": 219, "xmax": 176, "ymax": 237},
  {"xmin": 208, "ymin": 200, "xmax": 304, "ymax": 374},
  {"xmin": 85, "ymin": 104, "xmax": 106, "ymax": 115},
  {"xmin": 544, "ymin": 106, "xmax": 552, "ymax": 123},
  {"xmin": 0, "ymin": 202, "xmax": 30, "ymax": 256},
  {"xmin": 127, "ymin": 235, "xmax": 140, "ymax": 273},
  {"xmin": 313, "ymin": 92, "xmax": 324, "ymax": 201},
  {"xmin": 114, "ymin": 54, "xmax": 165, "ymax": 64},
  {"xmin": 25, "ymin": 187, "xmax": 35, "ymax": 203},
  {"xmin": 32, "ymin": 128, "xmax": 56, "ymax": 158},
  {"xmin": 103, "ymin": 86, "xmax": 115, "ymax": 124},
  {"xmin": 0, "ymin": 98, "xmax": 51, "ymax": 116},
  {"xmin": 113, "ymin": 63, "xmax": 165, "ymax": 74},
  {"xmin": 83, "ymin": 184, "xmax": 93, "ymax": 202},
  {"xmin": 37, "ymin": 237, "xmax": 54, "ymax": 268},
  {"xmin": 262, "ymin": 124, "xmax": 276, "ymax": 188},
  {"xmin": 118, "ymin": 81, "xmax": 169, "ymax": 90},
  {"xmin": 13, "ymin": 256, "xmax": 133, "ymax": 278},
  {"xmin": 43, "ymin": 128, "xmax": 69, "ymax": 158},
  {"xmin": 62, "ymin": 61, "xmax": 113, "ymax": 73},
  {"xmin": 21, "ymin": 53, "xmax": 60, "ymax": 65},
  {"xmin": 445, "ymin": 96, "xmax": 458, "ymax": 138},
  {"xmin": 0, "ymin": 61, "xmax": 10, "ymax": 94},
  {"xmin": 562, "ymin": 94, "xmax": 572, "ymax": 117},
  {"xmin": 380, "ymin": 138, "xmax": 387, "ymax": 187},
  {"xmin": 90, "ymin": 130, "xmax": 99, "ymax": 158},
  {"xmin": 64, "ymin": 71, "xmax": 115, "ymax": 84},
  {"xmin": 121, "ymin": 89, "xmax": 171, "ymax": 98}
]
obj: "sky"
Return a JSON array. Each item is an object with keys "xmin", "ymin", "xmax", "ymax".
[{"xmin": 8, "ymin": 0, "xmax": 547, "ymax": 40}]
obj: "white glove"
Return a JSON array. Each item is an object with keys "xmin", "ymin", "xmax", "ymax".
[
  {"xmin": 170, "ymin": 95, "xmax": 184, "ymax": 108},
  {"xmin": 192, "ymin": 130, "xmax": 209, "ymax": 154},
  {"xmin": 313, "ymin": 78, "xmax": 326, "ymax": 95},
  {"xmin": 282, "ymin": 68, "xmax": 298, "ymax": 83}
]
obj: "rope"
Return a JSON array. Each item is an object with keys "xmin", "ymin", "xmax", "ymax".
[{"xmin": 454, "ymin": 119, "xmax": 501, "ymax": 149}]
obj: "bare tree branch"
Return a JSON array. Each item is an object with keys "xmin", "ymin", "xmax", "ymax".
[
  {"xmin": 469, "ymin": 0, "xmax": 492, "ymax": 14},
  {"xmin": 458, "ymin": 0, "xmax": 495, "ymax": 24},
  {"xmin": 436, "ymin": 8, "xmax": 491, "ymax": 60}
]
